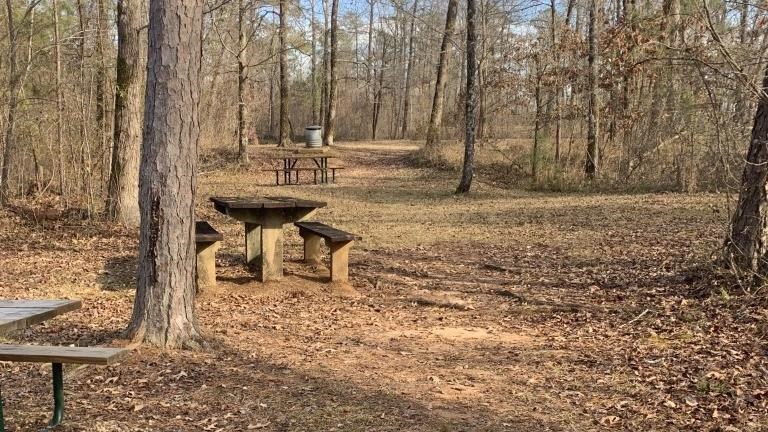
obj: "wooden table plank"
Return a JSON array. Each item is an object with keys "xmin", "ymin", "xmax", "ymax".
[
  {"xmin": 0, "ymin": 299, "xmax": 81, "ymax": 336},
  {"xmin": 0, "ymin": 344, "xmax": 129, "ymax": 365}
]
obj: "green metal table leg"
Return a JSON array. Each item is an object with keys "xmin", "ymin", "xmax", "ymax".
[
  {"xmin": 1, "ymin": 386, "xmax": 5, "ymax": 432},
  {"xmin": 49, "ymin": 363, "xmax": 64, "ymax": 427}
]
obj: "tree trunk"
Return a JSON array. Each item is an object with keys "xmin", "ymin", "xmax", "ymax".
[
  {"xmin": 366, "ymin": 0, "xmax": 375, "ymax": 104},
  {"xmin": 96, "ymin": 0, "xmax": 110, "ymax": 172},
  {"xmin": 424, "ymin": 0, "xmax": 458, "ymax": 151},
  {"xmin": 310, "ymin": 0, "xmax": 319, "ymax": 124},
  {"xmin": 533, "ymin": 55, "xmax": 542, "ymax": 182},
  {"xmin": 127, "ymin": 0, "xmax": 203, "ymax": 348},
  {"xmin": 1, "ymin": 0, "xmax": 19, "ymax": 205},
  {"xmin": 53, "ymin": 0, "xmax": 66, "ymax": 201},
  {"xmin": 278, "ymin": 0, "xmax": 292, "ymax": 146},
  {"xmin": 237, "ymin": 0, "xmax": 249, "ymax": 160},
  {"xmin": 585, "ymin": 0, "xmax": 599, "ymax": 179},
  {"xmin": 399, "ymin": 0, "xmax": 418, "ymax": 139},
  {"xmin": 725, "ymin": 67, "xmax": 768, "ymax": 281},
  {"xmin": 323, "ymin": 0, "xmax": 339, "ymax": 146},
  {"xmin": 456, "ymin": 0, "xmax": 478, "ymax": 194},
  {"xmin": 551, "ymin": 0, "xmax": 561, "ymax": 164},
  {"xmin": 320, "ymin": 0, "xmax": 330, "ymax": 131},
  {"xmin": 107, "ymin": 0, "xmax": 144, "ymax": 227},
  {"xmin": 372, "ymin": 33, "xmax": 387, "ymax": 140},
  {"xmin": 76, "ymin": 0, "xmax": 95, "ymax": 214}
]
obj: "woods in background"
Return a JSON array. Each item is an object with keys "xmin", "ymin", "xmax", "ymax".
[{"xmin": 0, "ymin": 0, "xmax": 767, "ymax": 203}]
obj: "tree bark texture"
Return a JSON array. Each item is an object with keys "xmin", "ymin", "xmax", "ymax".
[
  {"xmin": 128, "ymin": 0, "xmax": 204, "ymax": 348},
  {"xmin": 53, "ymin": 0, "xmax": 67, "ymax": 200},
  {"xmin": 425, "ymin": 0, "xmax": 458, "ymax": 151},
  {"xmin": 1, "ymin": 0, "xmax": 19, "ymax": 205},
  {"xmin": 585, "ymin": 0, "xmax": 599, "ymax": 179},
  {"xmin": 399, "ymin": 0, "xmax": 418, "ymax": 139},
  {"xmin": 323, "ymin": 0, "xmax": 339, "ymax": 146},
  {"xmin": 238, "ymin": 0, "xmax": 249, "ymax": 160},
  {"xmin": 278, "ymin": 0, "xmax": 292, "ymax": 146},
  {"xmin": 726, "ymin": 66, "xmax": 768, "ymax": 280},
  {"xmin": 107, "ymin": 0, "xmax": 144, "ymax": 227},
  {"xmin": 456, "ymin": 0, "xmax": 478, "ymax": 194}
]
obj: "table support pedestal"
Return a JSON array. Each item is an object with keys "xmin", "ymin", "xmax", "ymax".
[
  {"xmin": 259, "ymin": 215, "xmax": 284, "ymax": 282},
  {"xmin": 245, "ymin": 223, "xmax": 262, "ymax": 270}
]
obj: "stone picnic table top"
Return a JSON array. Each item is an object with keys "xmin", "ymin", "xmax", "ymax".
[
  {"xmin": 210, "ymin": 196, "xmax": 327, "ymax": 282},
  {"xmin": 210, "ymin": 196, "xmax": 327, "ymax": 210},
  {"xmin": 0, "ymin": 299, "xmax": 82, "ymax": 336}
]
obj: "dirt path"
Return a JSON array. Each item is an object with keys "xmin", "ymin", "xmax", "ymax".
[{"xmin": 0, "ymin": 142, "xmax": 765, "ymax": 431}]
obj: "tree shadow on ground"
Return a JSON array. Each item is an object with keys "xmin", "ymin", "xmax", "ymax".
[
  {"xmin": 14, "ymin": 341, "xmax": 567, "ymax": 431},
  {"xmin": 98, "ymin": 255, "xmax": 137, "ymax": 291}
]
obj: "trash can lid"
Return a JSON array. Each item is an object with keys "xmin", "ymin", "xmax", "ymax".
[{"xmin": 305, "ymin": 125, "xmax": 322, "ymax": 130}]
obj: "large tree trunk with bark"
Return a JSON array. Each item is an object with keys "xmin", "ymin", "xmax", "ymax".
[
  {"xmin": 127, "ymin": 0, "xmax": 203, "ymax": 348},
  {"xmin": 107, "ymin": 0, "xmax": 144, "ymax": 227},
  {"xmin": 323, "ymin": 0, "xmax": 339, "ymax": 146},
  {"xmin": 456, "ymin": 0, "xmax": 478, "ymax": 194},
  {"xmin": 725, "ymin": 68, "xmax": 768, "ymax": 281},
  {"xmin": 399, "ymin": 0, "xmax": 418, "ymax": 139},
  {"xmin": 424, "ymin": 0, "xmax": 458, "ymax": 151},
  {"xmin": 278, "ymin": 0, "xmax": 292, "ymax": 146},
  {"xmin": 585, "ymin": 0, "xmax": 599, "ymax": 179}
]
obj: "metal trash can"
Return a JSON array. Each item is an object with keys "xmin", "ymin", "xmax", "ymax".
[{"xmin": 305, "ymin": 126, "xmax": 322, "ymax": 148}]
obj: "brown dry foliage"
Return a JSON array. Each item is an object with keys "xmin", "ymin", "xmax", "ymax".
[{"xmin": 0, "ymin": 142, "xmax": 765, "ymax": 431}]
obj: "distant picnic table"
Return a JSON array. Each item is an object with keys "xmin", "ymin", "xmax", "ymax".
[
  {"xmin": 263, "ymin": 149, "xmax": 344, "ymax": 185},
  {"xmin": 210, "ymin": 196, "xmax": 327, "ymax": 282}
]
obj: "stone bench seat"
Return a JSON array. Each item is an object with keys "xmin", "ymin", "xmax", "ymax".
[
  {"xmin": 195, "ymin": 220, "xmax": 223, "ymax": 290},
  {"xmin": 294, "ymin": 221, "xmax": 361, "ymax": 282}
]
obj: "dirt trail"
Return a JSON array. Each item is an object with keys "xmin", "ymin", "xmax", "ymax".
[{"xmin": 0, "ymin": 141, "xmax": 764, "ymax": 431}]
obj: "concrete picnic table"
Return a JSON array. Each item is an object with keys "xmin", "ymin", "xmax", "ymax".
[
  {"xmin": 0, "ymin": 299, "xmax": 82, "ymax": 336},
  {"xmin": 210, "ymin": 196, "xmax": 327, "ymax": 282},
  {"xmin": 265, "ymin": 151, "xmax": 342, "ymax": 185}
]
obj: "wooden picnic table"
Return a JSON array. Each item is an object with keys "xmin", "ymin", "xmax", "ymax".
[
  {"xmin": 266, "ymin": 152, "xmax": 341, "ymax": 185},
  {"xmin": 210, "ymin": 196, "xmax": 327, "ymax": 282},
  {"xmin": 0, "ymin": 299, "xmax": 82, "ymax": 336}
]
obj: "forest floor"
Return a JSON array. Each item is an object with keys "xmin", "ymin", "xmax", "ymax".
[{"xmin": 0, "ymin": 141, "xmax": 766, "ymax": 431}]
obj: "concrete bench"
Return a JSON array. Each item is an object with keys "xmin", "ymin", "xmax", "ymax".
[
  {"xmin": 0, "ymin": 344, "xmax": 129, "ymax": 429},
  {"xmin": 295, "ymin": 222, "xmax": 361, "ymax": 282},
  {"xmin": 195, "ymin": 221, "xmax": 223, "ymax": 290}
]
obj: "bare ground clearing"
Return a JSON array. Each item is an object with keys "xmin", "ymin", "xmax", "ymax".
[{"xmin": 0, "ymin": 141, "xmax": 765, "ymax": 431}]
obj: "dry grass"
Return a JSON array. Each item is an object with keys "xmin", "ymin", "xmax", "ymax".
[{"xmin": 0, "ymin": 141, "xmax": 764, "ymax": 431}]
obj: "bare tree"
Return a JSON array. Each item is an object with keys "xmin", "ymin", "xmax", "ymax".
[
  {"xmin": 585, "ymin": 0, "xmax": 599, "ymax": 179},
  {"xmin": 456, "ymin": 0, "xmax": 478, "ymax": 194},
  {"xmin": 238, "ymin": 0, "xmax": 249, "ymax": 159},
  {"xmin": 128, "ymin": 0, "xmax": 204, "ymax": 348},
  {"xmin": 107, "ymin": 0, "xmax": 144, "ymax": 226},
  {"xmin": 724, "ymin": 68, "xmax": 768, "ymax": 282},
  {"xmin": 400, "ymin": 0, "xmax": 418, "ymax": 139},
  {"xmin": 1, "ymin": 0, "xmax": 21, "ymax": 205},
  {"xmin": 53, "ymin": 0, "xmax": 66, "ymax": 201},
  {"xmin": 323, "ymin": 0, "xmax": 339, "ymax": 145},
  {"xmin": 278, "ymin": 0, "xmax": 292, "ymax": 146},
  {"xmin": 424, "ymin": 0, "xmax": 458, "ymax": 151},
  {"xmin": 310, "ymin": 0, "xmax": 319, "ymax": 124}
]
